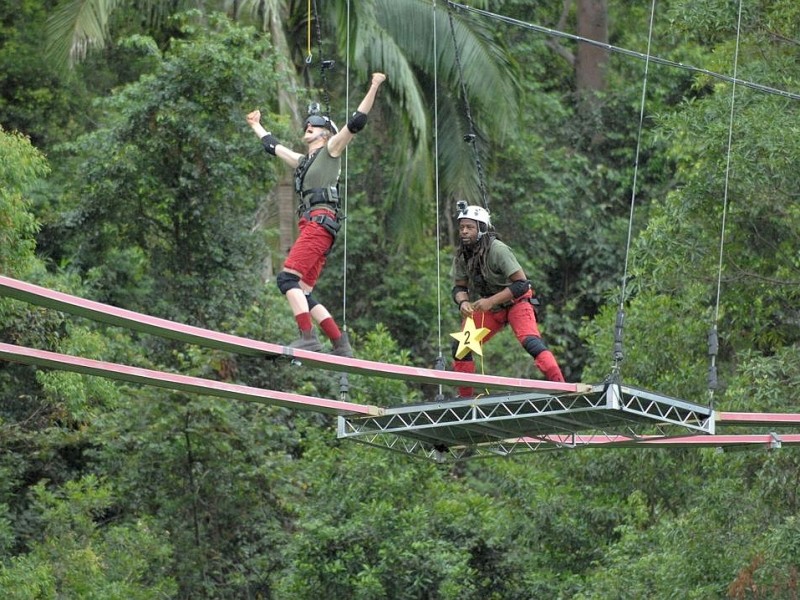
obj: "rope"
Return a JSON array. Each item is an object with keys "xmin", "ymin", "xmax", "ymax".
[
  {"xmin": 433, "ymin": 0, "xmax": 446, "ymax": 385},
  {"xmin": 305, "ymin": 0, "xmax": 312, "ymax": 64},
  {"xmin": 338, "ymin": 1, "xmax": 350, "ymax": 402},
  {"xmin": 341, "ymin": 0, "xmax": 351, "ymax": 333},
  {"xmin": 445, "ymin": 1, "xmax": 800, "ymax": 102},
  {"xmin": 311, "ymin": 0, "xmax": 332, "ymax": 115},
  {"xmin": 610, "ymin": 0, "xmax": 658, "ymax": 381},
  {"xmin": 446, "ymin": 2, "xmax": 489, "ymax": 210},
  {"xmin": 306, "ymin": 0, "xmax": 346, "ymax": 329},
  {"xmin": 708, "ymin": 0, "xmax": 745, "ymax": 407},
  {"xmin": 307, "ymin": 0, "xmax": 348, "ymax": 398}
]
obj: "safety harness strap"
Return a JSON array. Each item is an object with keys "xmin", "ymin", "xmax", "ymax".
[
  {"xmin": 294, "ymin": 148, "xmax": 322, "ymax": 195},
  {"xmin": 297, "ymin": 187, "xmax": 340, "ymax": 217}
]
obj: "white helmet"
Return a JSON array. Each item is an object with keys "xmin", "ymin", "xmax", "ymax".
[{"xmin": 456, "ymin": 202, "xmax": 491, "ymax": 236}]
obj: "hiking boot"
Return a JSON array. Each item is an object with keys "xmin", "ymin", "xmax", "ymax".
[
  {"xmin": 331, "ymin": 332, "xmax": 354, "ymax": 358},
  {"xmin": 289, "ymin": 330, "xmax": 323, "ymax": 353}
]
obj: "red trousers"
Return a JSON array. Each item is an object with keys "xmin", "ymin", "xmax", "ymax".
[{"xmin": 452, "ymin": 293, "xmax": 564, "ymax": 396}]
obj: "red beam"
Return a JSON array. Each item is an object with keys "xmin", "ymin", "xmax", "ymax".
[
  {"xmin": 717, "ymin": 412, "xmax": 800, "ymax": 427},
  {"xmin": 0, "ymin": 276, "xmax": 590, "ymax": 394},
  {"xmin": 631, "ymin": 434, "xmax": 799, "ymax": 448},
  {"xmin": 0, "ymin": 343, "xmax": 381, "ymax": 416},
  {"xmin": 516, "ymin": 433, "xmax": 800, "ymax": 448}
]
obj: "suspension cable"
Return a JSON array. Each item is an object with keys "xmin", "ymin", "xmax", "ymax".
[
  {"xmin": 445, "ymin": 0, "xmax": 800, "ymax": 102},
  {"xmin": 341, "ymin": 0, "xmax": 351, "ymax": 332},
  {"xmin": 305, "ymin": 0, "xmax": 312, "ymax": 64},
  {"xmin": 708, "ymin": 0, "xmax": 744, "ymax": 408},
  {"xmin": 446, "ymin": 2, "xmax": 489, "ymax": 210},
  {"xmin": 610, "ymin": 0, "xmax": 657, "ymax": 382},
  {"xmin": 433, "ymin": 0, "xmax": 446, "ymax": 386},
  {"xmin": 307, "ymin": 0, "xmax": 345, "ymax": 329},
  {"xmin": 308, "ymin": 0, "xmax": 348, "ymax": 397}
]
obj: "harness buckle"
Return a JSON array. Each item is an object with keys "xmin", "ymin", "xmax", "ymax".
[
  {"xmin": 297, "ymin": 186, "xmax": 340, "ymax": 216},
  {"xmin": 303, "ymin": 210, "xmax": 341, "ymax": 239}
]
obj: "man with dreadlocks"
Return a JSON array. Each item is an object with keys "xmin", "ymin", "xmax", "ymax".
[
  {"xmin": 450, "ymin": 202, "xmax": 565, "ymax": 396},
  {"xmin": 246, "ymin": 72, "xmax": 386, "ymax": 356}
]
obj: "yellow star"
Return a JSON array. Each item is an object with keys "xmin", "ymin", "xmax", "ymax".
[{"xmin": 450, "ymin": 316, "xmax": 491, "ymax": 359}]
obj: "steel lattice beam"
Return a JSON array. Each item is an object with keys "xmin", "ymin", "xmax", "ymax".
[{"xmin": 338, "ymin": 384, "xmax": 719, "ymax": 460}]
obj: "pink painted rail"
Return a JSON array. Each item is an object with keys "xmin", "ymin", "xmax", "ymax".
[
  {"xmin": 0, "ymin": 275, "xmax": 591, "ymax": 394},
  {"xmin": 0, "ymin": 342, "xmax": 381, "ymax": 416}
]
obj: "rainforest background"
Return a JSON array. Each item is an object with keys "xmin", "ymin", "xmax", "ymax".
[{"xmin": 2, "ymin": 0, "xmax": 800, "ymax": 597}]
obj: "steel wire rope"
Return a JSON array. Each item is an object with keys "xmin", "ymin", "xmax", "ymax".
[
  {"xmin": 309, "ymin": 0, "xmax": 349, "ymax": 396},
  {"xmin": 446, "ymin": 2, "xmax": 489, "ymax": 210},
  {"xmin": 341, "ymin": 0, "xmax": 351, "ymax": 335},
  {"xmin": 432, "ymin": 0, "xmax": 447, "ymax": 398},
  {"xmin": 337, "ymin": 0, "xmax": 351, "ymax": 399},
  {"xmin": 445, "ymin": 1, "xmax": 492, "ymax": 390},
  {"xmin": 445, "ymin": 1, "xmax": 800, "ymax": 102},
  {"xmin": 308, "ymin": 0, "xmax": 348, "ymax": 330},
  {"xmin": 311, "ymin": 0, "xmax": 332, "ymax": 114},
  {"xmin": 305, "ymin": 0, "xmax": 312, "ymax": 63},
  {"xmin": 707, "ymin": 0, "xmax": 745, "ymax": 409},
  {"xmin": 610, "ymin": 0, "xmax": 658, "ymax": 381}
]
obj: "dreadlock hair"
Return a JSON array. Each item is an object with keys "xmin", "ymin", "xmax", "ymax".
[{"xmin": 457, "ymin": 231, "xmax": 498, "ymax": 296}]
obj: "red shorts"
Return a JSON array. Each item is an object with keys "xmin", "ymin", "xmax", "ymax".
[{"xmin": 283, "ymin": 210, "xmax": 335, "ymax": 287}]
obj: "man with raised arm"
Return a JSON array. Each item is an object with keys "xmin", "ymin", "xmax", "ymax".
[{"xmin": 247, "ymin": 73, "xmax": 387, "ymax": 356}]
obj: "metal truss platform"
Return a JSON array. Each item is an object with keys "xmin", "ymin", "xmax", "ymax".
[{"xmin": 337, "ymin": 383, "xmax": 716, "ymax": 461}]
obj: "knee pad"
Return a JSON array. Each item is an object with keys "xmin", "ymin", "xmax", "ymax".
[
  {"xmin": 522, "ymin": 335, "xmax": 548, "ymax": 358},
  {"xmin": 276, "ymin": 271, "xmax": 301, "ymax": 295},
  {"xmin": 347, "ymin": 110, "xmax": 368, "ymax": 133},
  {"xmin": 451, "ymin": 339, "xmax": 474, "ymax": 362},
  {"xmin": 306, "ymin": 293, "xmax": 319, "ymax": 310}
]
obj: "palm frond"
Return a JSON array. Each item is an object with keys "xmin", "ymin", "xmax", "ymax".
[{"xmin": 46, "ymin": 0, "xmax": 121, "ymax": 69}]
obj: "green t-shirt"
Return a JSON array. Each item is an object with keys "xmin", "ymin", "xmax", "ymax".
[
  {"xmin": 300, "ymin": 146, "xmax": 341, "ymax": 191},
  {"xmin": 451, "ymin": 238, "xmax": 522, "ymax": 298}
]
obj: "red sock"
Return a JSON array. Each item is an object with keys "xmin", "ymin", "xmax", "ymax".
[
  {"xmin": 319, "ymin": 317, "xmax": 341, "ymax": 341},
  {"xmin": 295, "ymin": 312, "xmax": 313, "ymax": 332}
]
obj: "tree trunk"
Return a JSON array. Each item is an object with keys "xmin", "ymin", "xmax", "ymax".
[
  {"xmin": 575, "ymin": 0, "xmax": 609, "ymax": 95},
  {"xmin": 265, "ymin": 8, "xmax": 304, "ymax": 279},
  {"xmin": 575, "ymin": 0, "xmax": 609, "ymax": 143},
  {"xmin": 277, "ymin": 179, "xmax": 297, "ymax": 258},
  {"xmin": 575, "ymin": 0, "xmax": 608, "ymax": 96}
]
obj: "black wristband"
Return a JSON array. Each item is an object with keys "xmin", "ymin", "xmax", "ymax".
[{"xmin": 260, "ymin": 133, "xmax": 279, "ymax": 156}]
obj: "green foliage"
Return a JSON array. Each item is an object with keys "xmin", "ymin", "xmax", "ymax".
[
  {"xmin": 52, "ymin": 12, "xmax": 286, "ymax": 326},
  {"xmin": 0, "ymin": 127, "xmax": 46, "ymax": 276},
  {"xmin": 0, "ymin": 0, "xmax": 97, "ymax": 150},
  {"xmin": 3, "ymin": 1, "xmax": 800, "ymax": 599},
  {"xmin": 273, "ymin": 442, "xmax": 503, "ymax": 599},
  {"xmin": 345, "ymin": 324, "xmax": 423, "ymax": 407},
  {"xmin": 733, "ymin": 515, "xmax": 800, "ymax": 599},
  {"xmin": 574, "ymin": 485, "xmax": 741, "ymax": 598},
  {"xmin": 0, "ymin": 476, "xmax": 175, "ymax": 599},
  {"xmin": 88, "ymin": 386, "xmax": 299, "ymax": 598}
]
